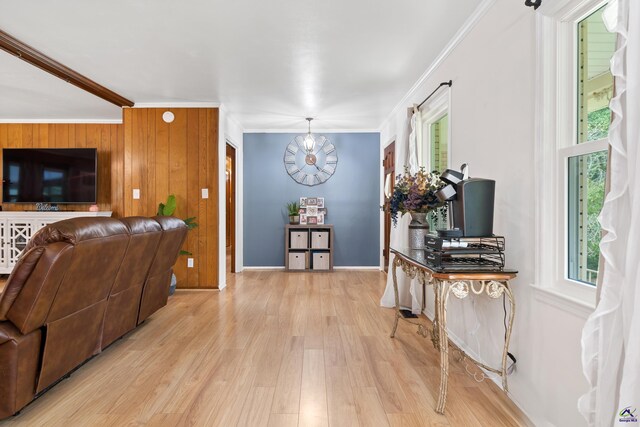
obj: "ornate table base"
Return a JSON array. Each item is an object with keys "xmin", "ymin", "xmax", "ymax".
[{"xmin": 389, "ymin": 252, "xmax": 516, "ymax": 414}]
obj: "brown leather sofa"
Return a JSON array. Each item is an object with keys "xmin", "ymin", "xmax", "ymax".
[{"xmin": 0, "ymin": 216, "xmax": 187, "ymax": 419}]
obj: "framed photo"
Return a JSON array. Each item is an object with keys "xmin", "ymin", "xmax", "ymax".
[
  {"xmin": 307, "ymin": 206, "xmax": 318, "ymax": 216},
  {"xmin": 306, "ymin": 197, "xmax": 318, "ymax": 206},
  {"xmin": 317, "ymin": 198, "xmax": 325, "ymax": 208},
  {"xmin": 318, "ymin": 208, "xmax": 327, "ymax": 216},
  {"xmin": 317, "ymin": 213, "xmax": 325, "ymax": 224},
  {"xmin": 298, "ymin": 208, "xmax": 307, "ymax": 215},
  {"xmin": 300, "ymin": 197, "xmax": 307, "ymax": 208},
  {"xmin": 300, "ymin": 214, "xmax": 308, "ymax": 225},
  {"xmin": 308, "ymin": 216, "xmax": 318, "ymax": 225}
]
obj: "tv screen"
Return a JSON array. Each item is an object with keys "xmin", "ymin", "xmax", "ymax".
[{"xmin": 2, "ymin": 148, "xmax": 97, "ymax": 204}]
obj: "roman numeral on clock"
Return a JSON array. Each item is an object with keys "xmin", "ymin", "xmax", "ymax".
[{"xmin": 322, "ymin": 144, "xmax": 336, "ymax": 155}]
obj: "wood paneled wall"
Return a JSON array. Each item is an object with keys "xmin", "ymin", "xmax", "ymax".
[
  {"xmin": 123, "ymin": 108, "xmax": 219, "ymax": 289},
  {"xmin": 0, "ymin": 110, "xmax": 220, "ymax": 289},
  {"xmin": 0, "ymin": 123, "xmax": 124, "ymax": 216}
]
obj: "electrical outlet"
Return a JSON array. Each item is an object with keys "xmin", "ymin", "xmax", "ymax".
[
  {"xmin": 187, "ymin": 258, "xmax": 194, "ymax": 268},
  {"xmin": 201, "ymin": 188, "xmax": 209, "ymax": 199},
  {"xmin": 133, "ymin": 189, "xmax": 140, "ymax": 199}
]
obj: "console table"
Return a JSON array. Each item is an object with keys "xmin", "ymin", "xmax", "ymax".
[
  {"xmin": 0, "ymin": 211, "xmax": 112, "ymax": 274},
  {"xmin": 389, "ymin": 247, "xmax": 517, "ymax": 414}
]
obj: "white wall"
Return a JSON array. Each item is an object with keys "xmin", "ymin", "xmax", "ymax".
[
  {"xmin": 218, "ymin": 106, "xmax": 244, "ymax": 289},
  {"xmin": 379, "ymin": 1, "xmax": 590, "ymax": 425}
]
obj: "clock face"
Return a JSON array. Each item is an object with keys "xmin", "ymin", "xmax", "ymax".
[{"xmin": 284, "ymin": 135, "xmax": 338, "ymax": 186}]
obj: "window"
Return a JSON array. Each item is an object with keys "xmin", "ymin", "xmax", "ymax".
[
  {"xmin": 536, "ymin": 0, "xmax": 614, "ymax": 303},
  {"xmin": 430, "ymin": 114, "xmax": 449, "ymax": 174},
  {"xmin": 418, "ymin": 90, "xmax": 450, "ymax": 174},
  {"xmin": 565, "ymin": 5, "xmax": 614, "ymax": 286},
  {"xmin": 417, "ymin": 88, "xmax": 451, "ymax": 230}
]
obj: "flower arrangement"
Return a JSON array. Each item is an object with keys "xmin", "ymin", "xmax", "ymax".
[{"xmin": 387, "ymin": 167, "xmax": 446, "ymax": 226}]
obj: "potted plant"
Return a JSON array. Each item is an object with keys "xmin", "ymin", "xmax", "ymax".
[
  {"xmin": 287, "ymin": 201, "xmax": 300, "ymax": 224},
  {"xmin": 385, "ymin": 167, "xmax": 447, "ymax": 248},
  {"xmin": 157, "ymin": 195, "xmax": 198, "ymax": 295}
]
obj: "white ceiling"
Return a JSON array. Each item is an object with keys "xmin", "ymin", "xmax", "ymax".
[{"xmin": 0, "ymin": 0, "xmax": 479, "ymax": 129}]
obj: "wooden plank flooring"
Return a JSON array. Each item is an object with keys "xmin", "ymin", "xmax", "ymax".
[{"xmin": 1, "ymin": 270, "xmax": 531, "ymax": 426}]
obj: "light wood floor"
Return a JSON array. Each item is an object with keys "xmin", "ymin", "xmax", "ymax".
[{"xmin": 2, "ymin": 270, "xmax": 531, "ymax": 426}]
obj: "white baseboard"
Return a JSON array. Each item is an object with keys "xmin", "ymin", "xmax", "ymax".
[{"xmin": 242, "ymin": 266, "xmax": 286, "ymax": 270}]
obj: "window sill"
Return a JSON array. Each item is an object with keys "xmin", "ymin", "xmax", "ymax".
[{"xmin": 530, "ymin": 283, "xmax": 596, "ymax": 318}]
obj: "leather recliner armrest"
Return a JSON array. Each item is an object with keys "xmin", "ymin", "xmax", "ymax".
[
  {"xmin": 0, "ymin": 321, "xmax": 21, "ymax": 345},
  {"xmin": 0, "ymin": 321, "xmax": 41, "ymax": 419},
  {"xmin": 0, "ymin": 247, "xmax": 45, "ymax": 321}
]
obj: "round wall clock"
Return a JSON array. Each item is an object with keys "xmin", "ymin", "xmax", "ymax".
[{"xmin": 284, "ymin": 135, "xmax": 338, "ymax": 186}]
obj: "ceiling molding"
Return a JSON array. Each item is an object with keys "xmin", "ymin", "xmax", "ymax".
[
  {"xmin": 379, "ymin": 0, "xmax": 497, "ymax": 131},
  {"xmin": 131, "ymin": 102, "xmax": 221, "ymax": 109},
  {"xmin": 0, "ymin": 118, "xmax": 122, "ymax": 124},
  {"xmin": 0, "ymin": 29, "xmax": 134, "ymax": 108},
  {"xmin": 243, "ymin": 129, "xmax": 381, "ymax": 134}
]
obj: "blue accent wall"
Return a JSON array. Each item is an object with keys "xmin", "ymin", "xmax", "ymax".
[{"xmin": 243, "ymin": 132, "xmax": 380, "ymax": 267}]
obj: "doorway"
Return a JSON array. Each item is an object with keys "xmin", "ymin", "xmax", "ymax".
[
  {"xmin": 383, "ymin": 141, "xmax": 395, "ymax": 272},
  {"xmin": 226, "ymin": 143, "xmax": 236, "ymax": 274}
]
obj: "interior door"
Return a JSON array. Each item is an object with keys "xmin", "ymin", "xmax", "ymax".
[
  {"xmin": 383, "ymin": 141, "xmax": 395, "ymax": 272},
  {"xmin": 225, "ymin": 143, "xmax": 236, "ymax": 273}
]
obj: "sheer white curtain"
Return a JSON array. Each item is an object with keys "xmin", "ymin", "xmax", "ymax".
[
  {"xmin": 380, "ymin": 108, "xmax": 424, "ymax": 313},
  {"xmin": 579, "ymin": 0, "xmax": 640, "ymax": 425}
]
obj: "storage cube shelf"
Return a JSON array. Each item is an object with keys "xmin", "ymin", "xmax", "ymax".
[{"xmin": 285, "ymin": 224, "xmax": 334, "ymax": 271}]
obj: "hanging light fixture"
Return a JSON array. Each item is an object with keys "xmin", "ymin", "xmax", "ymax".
[{"xmin": 303, "ymin": 117, "xmax": 316, "ymax": 153}]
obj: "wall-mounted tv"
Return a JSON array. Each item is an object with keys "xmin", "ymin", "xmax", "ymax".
[{"xmin": 2, "ymin": 148, "xmax": 97, "ymax": 204}]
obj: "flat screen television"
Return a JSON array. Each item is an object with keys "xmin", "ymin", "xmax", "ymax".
[{"xmin": 2, "ymin": 148, "xmax": 97, "ymax": 204}]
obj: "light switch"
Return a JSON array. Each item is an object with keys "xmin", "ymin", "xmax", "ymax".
[
  {"xmin": 133, "ymin": 189, "xmax": 140, "ymax": 199},
  {"xmin": 187, "ymin": 258, "xmax": 194, "ymax": 268},
  {"xmin": 201, "ymin": 188, "xmax": 209, "ymax": 199}
]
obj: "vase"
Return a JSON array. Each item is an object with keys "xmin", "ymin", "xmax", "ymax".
[
  {"xmin": 408, "ymin": 212, "xmax": 429, "ymax": 249},
  {"xmin": 289, "ymin": 215, "xmax": 300, "ymax": 225},
  {"xmin": 409, "ymin": 212, "xmax": 428, "ymax": 225}
]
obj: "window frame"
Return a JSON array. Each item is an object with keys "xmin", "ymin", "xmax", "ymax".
[
  {"xmin": 418, "ymin": 88, "xmax": 452, "ymax": 172},
  {"xmin": 535, "ymin": 0, "xmax": 610, "ymax": 307}
]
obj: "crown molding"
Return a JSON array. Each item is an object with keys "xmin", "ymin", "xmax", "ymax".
[
  {"xmin": 243, "ymin": 128, "xmax": 380, "ymax": 134},
  {"xmin": 379, "ymin": 0, "xmax": 497, "ymax": 131},
  {"xmin": 0, "ymin": 118, "xmax": 122, "ymax": 124},
  {"xmin": 130, "ymin": 102, "xmax": 221, "ymax": 109}
]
